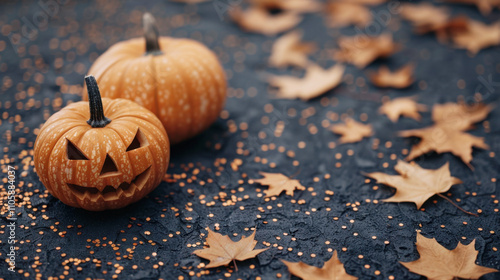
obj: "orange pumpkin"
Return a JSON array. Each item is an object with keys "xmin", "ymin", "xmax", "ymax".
[
  {"xmin": 84, "ymin": 13, "xmax": 227, "ymax": 144},
  {"xmin": 34, "ymin": 76, "xmax": 170, "ymax": 211}
]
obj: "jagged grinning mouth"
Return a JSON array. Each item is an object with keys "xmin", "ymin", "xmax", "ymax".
[{"xmin": 67, "ymin": 166, "xmax": 151, "ymax": 201}]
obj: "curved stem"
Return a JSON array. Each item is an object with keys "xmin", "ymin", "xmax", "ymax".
[
  {"xmin": 143, "ymin": 13, "xmax": 162, "ymax": 54},
  {"xmin": 233, "ymin": 259, "xmax": 238, "ymax": 271},
  {"xmin": 85, "ymin": 75, "xmax": 111, "ymax": 128},
  {"xmin": 437, "ymin": 193, "xmax": 478, "ymax": 217},
  {"xmin": 289, "ymin": 169, "xmax": 301, "ymax": 179}
]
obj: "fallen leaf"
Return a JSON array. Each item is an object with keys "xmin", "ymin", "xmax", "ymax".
[
  {"xmin": 253, "ymin": 172, "xmax": 305, "ymax": 197},
  {"xmin": 447, "ymin": 0, "xmax": 500, "ymax": 15},
  {"xmin": 433, "ymin": 16, "xmax": 470, "ymax": 43},
  {"xmin": 451, "ymin": 19, "xmax": 500, "ymax": 54},
  {"xmin": 401, "ymin": 233, "xmax": 498, "ymax": 279},
  {"xmin": 268, "ymin": 63, "xmax": 345, "ymax": 100},
  {"xmin": 369, "ymin": 64, "xmax": 415, "ymax": 88},
  {"xmin": 331, "ymin": 118, "xmax": 373, "ymax": 143},
  {"xmin": 364, "ymin": 160, "xmax": 462, "ymax": 209},
  {"xmin": 250, "ymin": 0, "xmax": 322, "ymax": 13},
  {"xmin": 432, "ymin": 102, "xmax": 493, "ymax": 131},
  {"xmin": 379, "ymin": 97, "xmax": 427, "ymax": 122},
  {"xmin": 269, "ymin": 30, "xmax": 316, "ymax": 68},
  {"xmin": 332, "ymin": 33, "xmax": 400, "ymax": 68},
  {"xmin": 193, "ymin": 228, "xmax": 268, "ymax": 269},
  {"xmin": 325, "ymin": 2, "xmax": 372, "ymax": 28},
  {"xmin": 399, "ymin": 126, "xmax": 489, "ymax": 168},
  {"xmin": 401, "ymin": 3, "xmax": 450, "ymax": 31},
  {"xmin": 230, "ymin": 6, "xmax": 302, "ymax": 36},
  {"xmin": 282, "ymin": 250, "xmax": 358, "ymax": 280},
  {"xmin": 399, "ymin": 3, "xmax": 469, "ymax": 41}
]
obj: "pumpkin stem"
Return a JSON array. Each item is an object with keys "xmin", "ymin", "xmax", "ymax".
[
  {"xmin": 143, "ymin": 13, "xmax": 162, "ymax": 55},
  {"xmin": 85, "ymin": 75, "xmax": 111, "ymax": 128}
]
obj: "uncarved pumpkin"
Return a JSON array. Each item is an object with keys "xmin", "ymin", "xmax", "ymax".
[
  {"xmin": 34, "ymin": 76, "xmax": 170, "ymax": 211},
  {"xmin": 84, "ymin": 13, "xmax": 227, "ymax": 144}
]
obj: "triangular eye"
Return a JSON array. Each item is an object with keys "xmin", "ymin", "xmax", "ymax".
[
  {"xmin": 126, "ymin": 128, "xmax": 149, "ymax": 151},
  {"xmin": 67, "ymin": 139, "xmax": 88, "ymax": 160},
  {"xmin": 100, "ymin": 154, "xmax": 118, "ymax": 175}
]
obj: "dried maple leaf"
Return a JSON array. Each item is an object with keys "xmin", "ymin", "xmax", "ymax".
[
  {"xmin": 451, "ymin": 19, "xmax": 500, "ymax": 54},
  {"xmin": 268, "ymin": 63, "xmax": 345, "ymax": 100},
  {"xmin": 401, "ymin": 3, "xmax": 450, "ymax": 30},
  {"xmin": 193, "ymin": 228, "xmax": 268, "ymax": 269},
  {"xmin": 401, "ymin": 233, "xmax": 499, "ymax": 279},
  {"xmin": 379, "ymin": 97, "xmax": 427, "ymax": 122},
  {"xmin": 399, "ymin": 126, "xmax": 489, "ymax": 168},
  {"xmin": 447, "ymin": 0, "xmax": 500, "ymax": 15},
  {"xmin": 282, "ymin": 250, "xmax": 358, "ymax": 280},
  {"xmin": 332, "ymin": 34, "xmax": 400, "ymax": 68},
  {"xmin": 250, "ymin": 0, "xmax": 322, "ymax": 13},
  {"xmin": 230, "ymin": 6, "xmax": 302, "ymax": 36},
  {"xmin": 369, "ymin": 63, "xmax": 415, "ymax": 88},
  {"xmin": 269, "ymin": 30, "xmax": 316, "ymax": 68},
  {"xmin": 399, "ymin": 3, "xmax": 468, "ymax": 41},
  {"xmin": 331, "ymin": 118, "xmax": 373, "ymax": 143},
  {"xmin": 326, "ymin": 3, "xmax": 371, "ymax": 28},
  {"xmin": 433, "ymin": 16, "xmax": 470, "ymax": 43},
  {"xmin": 253, "ymin": 172, "xmax": 305, "ymax": 197},
  {"xmin": 432, "ymin": 102, "xmax": 493, "ymax": 131},
  {"xmin": 364, "ymin": 160, "xmax": 462, "ymax": 209}
]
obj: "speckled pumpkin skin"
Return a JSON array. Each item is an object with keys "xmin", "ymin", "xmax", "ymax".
[
  {"xmin": 84, "ymin": 37, "xmax": 227, "ymax": 144},
  {"xmin": 34, "ymin": 98, "xmax": 170, "ymax": 211}
]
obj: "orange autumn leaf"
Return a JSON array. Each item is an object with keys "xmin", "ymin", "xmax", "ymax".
[
  {"xmin": 400, "ymin": 3, "xmax": 468, "ymax": 41},
  {"xmin": 369, "ymin": 64, "xmax": 415, "ymax": 88},
  {"xmin": 447, "ymin": 0, "xmax": 500, "ymax": 15},
  {"xmin": 398, "ymin": 102, "xmax": 492, "ymax": 168},
  {"xmin": 269, "ymin": 30, "xmax": 316, "ymax": 68},
  {"xmin": 432, "ymin": 16, "xmax": 470, "ymax": 42},
  {"xmin": 268, "ymin": 63, "xmax": 345, "ymax": 100},
  {"xmin": 364, "ymin": 160, "xmax": 462, "ymax": 209},
  {"xmin": 450, "ymin": 19, "xmax": 500, "ymax": 54},
  {"xmin": 250, "ymin": 0, "xmax": 322, "ymax": 13},
  {"xmin": 230, "ymin": 6, "xmax": 302, "ymax": 36},
  {"xmin": 401, "ymin": 3, "xmax": 450, "ymax": 31},
  {"xmin": 325, "ymin": 2, "xmax": 372, "ymax": 28},
  {"xmin": 332, "ymin": 34, "xmax": 400, "ymax": 68},
  {"xmin": 401, "ymin": 233, "xmax": 498, "ymax": 279},
  {"xmin": 282, "ymin": 251, "xmax": 358, "ymax": 280},
  {"xmin": 193, "ymin": 228, "xmax": 268, "ymax": 269},
  {"xmin": 253, "ymin": 172, "xmax": 305, "ymax": 197},
  {"xmin": 398, "ymin": 126, "xmax": 489, "ymax": 168},
  {"xmin": 431, "ymin": 102, "xmax": 493, "ymax": 131},
  {"xmin": 379, "ymin": 97, "xmax": 427, "ymax": 122},
  {"xmin": 331, "ymin": 118, "xmax": 373, "ymax": 143}
]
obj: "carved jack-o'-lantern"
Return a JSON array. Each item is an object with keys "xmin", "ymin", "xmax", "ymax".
[
  {"xmin": 83, "ymin": 13, "xmax": 227, "ymax": 144},
  {"xmin": 34, "ymin": 76, "xmax": 170, "ymax": 211}
]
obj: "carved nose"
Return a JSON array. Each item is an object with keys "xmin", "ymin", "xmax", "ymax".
[{"xmin": 100, "ymin": 154, "xmax": 118, "ymax": 176}]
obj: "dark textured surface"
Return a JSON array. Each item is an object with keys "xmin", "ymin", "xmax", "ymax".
[{"xmin": 1, "ymin": 0, "xmax": 500, "ymax": 279}]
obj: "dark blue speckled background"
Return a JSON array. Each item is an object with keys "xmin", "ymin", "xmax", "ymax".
[{"xmin": 0, "ymin": 0, "xmax": 500, "ymax": 279}]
